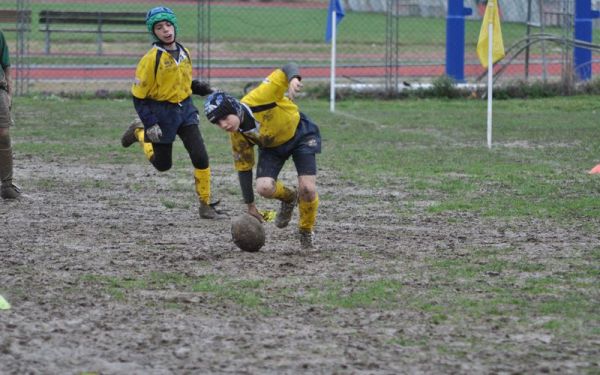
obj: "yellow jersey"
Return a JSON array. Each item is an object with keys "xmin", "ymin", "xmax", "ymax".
[
  {"xmin": 229, "ymin": 68, "xmax": 301, "ymax": 171},
  {"xmin": 132, "ymin": 43, "xmax": 193, "ymax": 104}
]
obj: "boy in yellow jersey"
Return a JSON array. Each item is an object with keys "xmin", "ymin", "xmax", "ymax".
[
  {"xmin": 204, "ymin": 63, "xmax": 321, "ymax": 249},
  {"xmin": 0, "ymin": 29, "xmax": 21, "ymax": 200},
  {"xmin": 121, "ymin": 6, "xmax": 220, "ymax": 219}
]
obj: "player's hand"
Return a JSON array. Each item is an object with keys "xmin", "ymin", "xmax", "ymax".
[
  {"xmin": 146, "ymin": 124, "xmax": 162, "ymax": 143},
  {"xmin": 247, "ymin": 203, "xmax": 264, "ymax": 223},
  {"xmin": 191, "ymin": 80, "xmax": 213, "ymax": 96},
  {"xmin": 288, "ymin": 77, "xmax": 303, "ymax": 100}
]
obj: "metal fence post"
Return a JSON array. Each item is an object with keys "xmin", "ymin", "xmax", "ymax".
[
  {"xmin": 14, "ymin": 0, "xmax": 30, "ymax": 96},
  {"xmin": 196, "ymin": 0, "xmax": 210, "ymax": 82},
  {"xmin": 385, "ymin": 0, "xmax": 399, "ymax": 94}
]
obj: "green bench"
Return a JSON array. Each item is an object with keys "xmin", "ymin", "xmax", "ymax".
[{"xmin": 39, "ymin": 10, "xmax": 147, "ymax": 55}]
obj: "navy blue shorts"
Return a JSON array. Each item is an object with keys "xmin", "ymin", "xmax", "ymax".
[
  {"xmin": 256, "ymin": 112, "xmax": 321, "ymax": 179},
  {"xmin": 146, "ymin": 97, "xmax": 199, "ymax": 144}
]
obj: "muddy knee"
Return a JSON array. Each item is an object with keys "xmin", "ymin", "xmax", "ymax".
[
  {"xmin": 298, "ymin": 185, "xmax": 316, "ymax": 202},
  {"xmin": 256, "ymin": 178, "xmax": 276, "ymax": 198}
]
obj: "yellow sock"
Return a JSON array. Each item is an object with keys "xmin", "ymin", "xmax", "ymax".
[
  {"xmin": 134, "ymin": 128, "xmax": 154, "ymax": 161},
  {"xmin": 134, "ymin": 127, "xmax": 144, "ymax": 142},
  {"xmin": 194, "ymin": 167, "xmax": 211, "ymax": 204},
  {"xmin": 298, "ymin": 194, "xmax": 319, "ymax": 232},
  {"xmin": 272, "ymin": 180, "xmax": 295, "ymax": 202}
]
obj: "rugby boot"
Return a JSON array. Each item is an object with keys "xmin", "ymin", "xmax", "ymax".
[
  {"xmin": 298, "ymin": 229, "xmax": 315, "ymax": 250},
  {"xmin": 1, "ymin": 183, "xmax": 21, "ymax": 200},
  {"xmin": 0, "ymin": 146, "xmax": 20, "ymax": 199},
  {"xmin": 199, "ymin": 200, "xmax": 224, "ymax": 219},
  {"xmin": 121, "ymin": 118, "xmax": 143, "ymax": 148},
  {"xmin": 275, "ymin": 187, "xmax": 297, "ymax": 229}
]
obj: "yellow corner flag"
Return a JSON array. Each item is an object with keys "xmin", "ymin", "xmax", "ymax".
[{"xmin": 477, "ymin": 0, "xmax": 505, "ymax": 68}]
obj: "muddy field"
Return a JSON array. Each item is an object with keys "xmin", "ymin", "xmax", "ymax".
[{"xmin": 1, "ymin": 153, "xmax": 598, "ymax": 374}]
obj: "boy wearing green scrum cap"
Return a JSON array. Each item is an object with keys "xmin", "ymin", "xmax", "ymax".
[{"xmin": 122, "ymin": 6, "xmax": 220, "ymax": 219}]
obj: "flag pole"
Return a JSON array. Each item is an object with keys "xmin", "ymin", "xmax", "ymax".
[
  {"xmin": 330, "ymin": 9, "xmax": 337, "ymax": 113},
  {"xmin": 486, "ymin": 4, "xmax": 494, "ymax": 149}
]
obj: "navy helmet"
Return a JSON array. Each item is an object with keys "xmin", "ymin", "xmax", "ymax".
[{"xmin": 204, "ymin": 91, "xmax": 244, "ymax": 124}]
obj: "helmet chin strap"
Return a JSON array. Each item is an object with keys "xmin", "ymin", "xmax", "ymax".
[
  {"xmin": 239, "ymin": 106, "xmax": 257, "ymax": 132},
  {"xmin": 154, "ymin": 32, "xmax": 176, "ymax": 48},
  {"xmin": 240, "ymin": 106, "xmax": 246, "ymax": 122}
]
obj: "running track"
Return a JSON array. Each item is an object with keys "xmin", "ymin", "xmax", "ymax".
[{"xmin": 16, "ymin": 62, "xmax": 573, "ymax": 81}]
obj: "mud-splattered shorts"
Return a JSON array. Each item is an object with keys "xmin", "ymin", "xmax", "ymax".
[
  {"xmin": 256, "ymin": 112, "xmax": 321, "ymax": 179},
  {"xmin": 144, "ymin": 96, "xmax": 199, "ymax": 144}
]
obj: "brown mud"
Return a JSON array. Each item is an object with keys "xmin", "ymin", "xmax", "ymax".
[{"xmin": 1, "ymin": 157, "xmax": 598, "ymax": 374}]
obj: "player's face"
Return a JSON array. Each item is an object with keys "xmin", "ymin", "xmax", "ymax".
[
  {"xmin": 153, "ymin": 21, "xmax": 175, "ymax": 45},
  {"xmin": 216, "ymin": 114, "xmax": 240, "ymax": 132}
]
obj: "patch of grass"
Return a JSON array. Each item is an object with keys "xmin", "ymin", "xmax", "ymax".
[
  {"xmin": 160, "ymin": 200, "xmax": 178, "ymax": 209},
  {"xmin": 79, "ymin": 178, "xmax": 112, "ymax": 190},
  {"xmin": 430, "ymin": 259, "xmax": 480, "ymax": 279},
  {"xmin": 191, "ymin": 276, "xmax": 267, "ymax": 310},
  {"xmin": 411, "ymin": 252, "xmax": 599, "ymax": 340},
  {"xmin": 358, "ymin": 251, "xmax": 374, "ymax": 260},
  {"xmin": 81, "ymin": 273, "xmax": 271, "ymax": 313},
  {"xmin": 302, "ymin": 279, "xmax": 403, "ymax": 309},
  {"xmin": 81, "ymin": 273, "xmax": 187, "ymax": 292},
  {"xmin": 81, "ymin": 274, "xmax": 148, "ymax": 301},
  {"xmin": 513, "ymin": 262, "xmax": 545, "ymax": 273},
  {"xmin": 33, "ymin": 177, "xmax": 61, "ymax": 189},
  {"xmin": 537, "ymin": 295, "xmax": 592, "ymax": 317},
  {"xmin": 522, "ymin": 276, "xmax": 560, "ymax": 294},
  {"xmin": 541, "ymin": 320, "xmax": 563, "ymax": 331},
  {"xmin": 388, "ymin": 337, "xmax": 428, "ymax": 348}
]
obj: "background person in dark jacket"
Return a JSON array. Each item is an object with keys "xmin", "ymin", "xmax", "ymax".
[{"xmin": 0, "ymin": 29, "xmax": 21, "ymax": 200}]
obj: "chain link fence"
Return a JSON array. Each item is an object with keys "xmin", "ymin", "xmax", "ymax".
[{"xmin": 0, "ymin": 0, "xmax": 598, "ymax": 96}]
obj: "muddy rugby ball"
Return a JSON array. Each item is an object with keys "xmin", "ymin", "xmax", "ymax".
[{"xmin": 231, "ymin": 213, "xmax": 265, "ymax": 252}]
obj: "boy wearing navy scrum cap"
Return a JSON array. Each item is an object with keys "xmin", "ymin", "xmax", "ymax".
[{"xmin": 204, "ymin": 63, "xmax": 322, "ymax": 249}]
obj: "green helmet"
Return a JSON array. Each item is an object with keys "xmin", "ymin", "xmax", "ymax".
[{"xmin": 145, "ymin": 6, "xmax": 179, "ymax": 42}]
